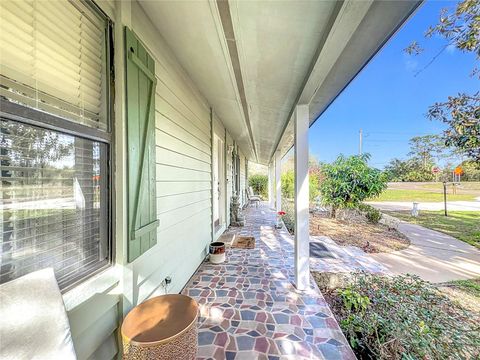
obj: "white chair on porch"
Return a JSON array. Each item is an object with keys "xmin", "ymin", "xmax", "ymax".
[{"xmin": 247, "ymin": 187, "xmax": 262, "ymax": 208}]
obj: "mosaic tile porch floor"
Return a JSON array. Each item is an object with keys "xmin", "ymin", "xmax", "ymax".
[{"xmin": 182, "ymin": 203, "xmax": 356, "ymax": 360}]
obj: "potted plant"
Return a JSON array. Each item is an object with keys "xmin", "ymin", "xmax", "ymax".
[
  {"xmin": 276, "ymin": 211, "xmax": 286, "ymax": 229},
  {"xmin": 209, "ymin": 242, "xmax": 225, "ymax": 264}
]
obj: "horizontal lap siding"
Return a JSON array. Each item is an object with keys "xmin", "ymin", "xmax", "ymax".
[
  {"xmin": 226, "ymin": 133, "xmax": 234, "ymax": 226},
  {"xmin": 67, "ymin": 1, "xmax": 214, "ymax": 358},
  {"xmin": 239, "ymin": 150, "xmax": 247, "ymax": 206},
  {"xmin": 131, "ymin": 1, "xmax": 212, "ymax": 301}
]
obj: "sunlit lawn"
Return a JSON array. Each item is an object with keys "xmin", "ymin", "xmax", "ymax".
[
  {"xmin": 386, "ymin": 210, "xmax": 480, "ymax": 248},
  {"xmin": 418, "ymin": 182, "xmax": 480, "ymax": 192},
  {"xmin": 370, "ymin": 189, "xmax": 476, "ymax": 202},
  {"xmin": 438, "ymin": 278, "xmax": 480, "ymax": 314}
]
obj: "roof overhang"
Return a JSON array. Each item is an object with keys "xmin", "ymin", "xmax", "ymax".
[{"xmin": 138, "ymin": 0, "xmax": 422, "ymax": 164}]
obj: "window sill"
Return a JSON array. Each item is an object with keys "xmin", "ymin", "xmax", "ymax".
[{"xmin": 63, "ymin": 265, "xmax": 121, "ymax": 312}]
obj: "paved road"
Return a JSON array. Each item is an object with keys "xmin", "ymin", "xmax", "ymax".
[
  {"xmin": 370, "ymin": 222, "xmax": 480, "ymax": 283},
  {"xmin": 368, "ymin": 199, "xmax": 480, "ymax": 212}
]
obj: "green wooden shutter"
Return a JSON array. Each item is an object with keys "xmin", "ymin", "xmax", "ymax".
[{"xmin": 125, "ymin": 27, "xmax": 158, "ymax": 262}]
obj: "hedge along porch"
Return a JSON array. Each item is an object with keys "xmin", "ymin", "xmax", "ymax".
[{"xmin": 0, "ymin": 0, "xmax": 421, "ymax": 358}]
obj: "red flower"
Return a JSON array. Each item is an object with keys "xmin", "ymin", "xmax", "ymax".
[{"xmin": 277, "ymin": 211, "xmax": 286, "ymax": 216}]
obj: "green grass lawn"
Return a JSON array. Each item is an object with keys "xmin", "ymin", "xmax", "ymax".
[
  {"xmin": 386, "ymin": 210, "xmax": 480, "ymax": 248},
  {"xmin": 419, "ymin": 182, "xmax": 480, "ymax": 192},
  {"xmin": 447, "ymin": 278, "xmax": 480, "ymax": 297},
  {"xmin": 370, "ymin": 189, "xmax": 476, "ymax": 202},
  {"xmin": 438, "ymin": 278, "xmax": 480, "ymax": 314}
]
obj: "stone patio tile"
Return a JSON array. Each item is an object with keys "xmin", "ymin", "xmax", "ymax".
[{"xmin": 182, "ymin": 203, "xmax": 355, "ymax": 359}]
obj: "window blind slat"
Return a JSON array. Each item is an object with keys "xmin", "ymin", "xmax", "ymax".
[{"xmin": 0, "ymin": 0, "xmax": 108, "ymax": 130}]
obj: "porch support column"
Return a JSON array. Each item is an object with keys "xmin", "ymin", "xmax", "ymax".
[
  {"xmin": 294, "ymin": 104, "xmax": 310, "ymax": 290},
  {"xmin": 275, "ymin": 150, "xmax": 282, "ymax": 212},
  {"xmin": 268, "ymin": 163, "xmax": 275, "ymax": 209}
]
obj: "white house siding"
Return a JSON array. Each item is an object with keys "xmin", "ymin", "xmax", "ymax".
[
  {"xmin": 226, "ymin": 133, "xmax": 234, "ymax": 227},
  {"xmin": 64, "ymin": 1, "xmax": 218, "ymax": 359},
  {"xmin": 239, "ymin": 149, "xmax": 247, "ymax": 206},
  {"xmin": 129, "ymin": 0, "xmax": 212, "ymax": 302},
  {"xmin": 212, "ymin": 114, "xmax": 227, "ymax": 239},
  {"xmin": 62, "ymin": 1, "xmax": 253, "ymax": 358}
]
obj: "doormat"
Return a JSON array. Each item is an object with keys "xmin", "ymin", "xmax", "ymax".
[
  {"xmin": 231, "ymin": 236, "xmax": 255, "ymax": 249},
  {"xmin": 310, "ymin": 242, "xmax": 335, "ymax": 258}
]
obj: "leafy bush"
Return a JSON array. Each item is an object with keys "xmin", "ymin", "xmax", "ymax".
[
  {"xmin": 357, "ymin": 203, "xmax": 382, "ymax": 224},
  {"xmin": 326, "ymin": 273, "xmax": 480, "ymax": 359},
  {"xmin": 309, "ymin": 170, "xmax": 320, "ymax": 201},
  {"xmin": 281, "ymin": 171, "xmax": 294, "ymax": 199},
  {"xmin": 281, "ymin": 169, "xmax": 321, "ymax": 201},
  {"xmin": 248, "ymin": 174, "xmax": 268, "ymax": 198},
  {"xmin": 281, "ymin": 199, "xmax": 295, "ymax": 234},
  {"xmin": 320, "ymin": 154, "xmax": 387, "ymax": 217}
]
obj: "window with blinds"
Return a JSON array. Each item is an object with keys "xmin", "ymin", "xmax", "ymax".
[
  {"xmin": 0, "ymin": 0, "xmax": 109, "ymax": 130},
  {"xmin": 0, "ymin": 0, "xmax": 112, "ymax": 289}
]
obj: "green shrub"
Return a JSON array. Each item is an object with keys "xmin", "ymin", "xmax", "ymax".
[
  {"xmin": 320, "ymin": 154, "xmax": 387, "ymax": 217},
  {"xmin": 281, "ymin": 170, "xmax": 294, "ymax": 199},
  {"xmin": 357, "ymin": 203, "xmax": 382, "ymax": 224},
  {"xmin": 365, "ymin": 209, "xmax": 381, "ymax": 224},
  {"xmin": 328, "ymin": 273, "xmax": 480, "ymax": 359},
  {"xmin": 309, "ymin": 170, "xmax": 320, "ymax": 201},
  {"xmin": 281, "ymin": 199, "xmax": 295, "ymax": 234},
  {"xmin": 248, "ymin": 174, "xmax": 268, "ymax": 198},
  {"xmin": 356, "ymin": 203, "xmax": 370, "ymax": 212},
  {"xmin": 281, "ymin": 169, "xmax": 321, "ymax": 201}
]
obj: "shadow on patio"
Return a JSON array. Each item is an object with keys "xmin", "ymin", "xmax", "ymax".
[{"xmin": 182, "ymin": 203, "xmax": 355, "ymax": 360}]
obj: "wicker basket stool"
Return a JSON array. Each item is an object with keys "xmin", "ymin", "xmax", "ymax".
[{"xmin": 121, "ymin": 294, "xmax": 198, "ymax": 360}]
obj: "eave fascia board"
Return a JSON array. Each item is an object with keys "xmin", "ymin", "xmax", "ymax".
[{"xmin": 211, "ymin": 0, "xmax": 258, "ymax": 162}]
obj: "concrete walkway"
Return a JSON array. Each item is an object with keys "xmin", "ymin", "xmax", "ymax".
[
  {"xmin": 310, "ymin": 235, "xmax": 388, "ymax": 274},
  {"xmin": 370, "ymin": 222, "xmax": 480, "ymax": 283},
  {"xmin": 368, "ymin": 200, "xmax": 480, "ymax": 212}
]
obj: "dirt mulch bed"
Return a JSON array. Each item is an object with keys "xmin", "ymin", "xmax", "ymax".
[{"xmin": 310, "ymin": 212, "xmax": 409, "ymax": 253}]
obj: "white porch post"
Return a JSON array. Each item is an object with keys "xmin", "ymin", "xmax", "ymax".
[
  {"xmin": 275, "ymin": 150, "xmax": 282, "ymax": 212},
  {"xmin": 268, "ymin": 163, "xmax": 275, "ymax": 209},
  {"xmin": 294, "ymin": 104, "xmax": 310, "ymax": 290}
]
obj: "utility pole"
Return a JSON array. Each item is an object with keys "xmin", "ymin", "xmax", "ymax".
[{"xmin": 359, "ymin": 128, "xmax": 363, "ymax": 155}]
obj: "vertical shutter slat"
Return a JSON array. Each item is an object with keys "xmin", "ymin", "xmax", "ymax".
[{"xmin": 125, "ymin": 27, "xmax": 158, "ymax": 262}]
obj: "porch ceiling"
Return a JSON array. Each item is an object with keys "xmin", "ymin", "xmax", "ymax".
[{"xmin": 138, "ymin": 0, "xmax": 421, "ymax": 165}]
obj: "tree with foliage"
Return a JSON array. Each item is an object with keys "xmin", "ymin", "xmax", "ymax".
[
  {"xmin": 281, "ymin": 170, "xmax": 295, "ymax": 199},
  {"xmin": 408, "ymin": 134, "xmax": 449, "ymax": 169},
  {"xmin": 460, "ymin": 159, "xmax": 480, "ymax": 180},
  {"xmin": 319, "ymin": 154, "xmax": 387, "ymax": 217},
  {"xmin": 405, "ymin": 0, "xmax": 480, "ymax": 161},
  {"xmin": 384, "ymin": 158, "xmax": 412, "ymax": 181},
  {"xmin": 281, "ymin": 169, "xmax": 320, "ymax": 201},
  {"xmin": 384, "ymin": 134, "xmax": 447, "ymax": 181},
  {"xmin": 427, "ymin": 93, "xmax": 480, "ymax": 161},
  {"xmin": 385, "ymin": 158, "xmax": 435, "ymax": 182}
]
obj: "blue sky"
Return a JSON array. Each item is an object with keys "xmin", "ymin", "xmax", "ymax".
[{"xmin": 308, "ymin": 0, "xmax": 478, "ymax": 169}]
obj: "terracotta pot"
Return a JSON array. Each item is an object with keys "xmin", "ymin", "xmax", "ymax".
[{"xmin": 209, "ymin": 241, "xmax": 225, "ymax": 264}]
